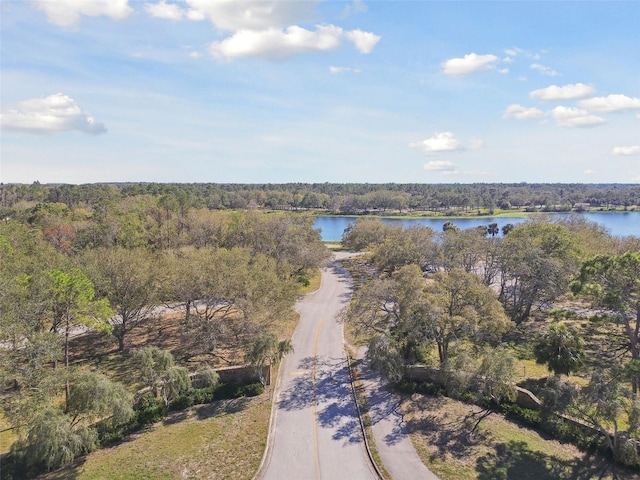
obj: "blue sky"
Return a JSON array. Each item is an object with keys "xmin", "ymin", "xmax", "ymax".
[{"xmin": 1, "ymin": 0, "xmax": 639, "ymax": 184}]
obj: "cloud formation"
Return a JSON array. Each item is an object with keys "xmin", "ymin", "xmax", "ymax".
[
  {"xmin": 442, "ymin": 53, "xmax": 499, "ymax": 76},
  {"xmin": 550, "ymin": 106, "xmax": 605, "ymax": 128},
  {"xmin": 174, "ymin": 0, "xmax": 316, "ymax": 31},
  {"xmin": 34, "ymin": 0, "xmax": 132, "ymax": 26},
  {"xmin": 530, "ymin": 83, "xmax": 595, "ymax": 101},
  {"xmin": 530, "ymin": 63, "xmax": 559, "ymax": 76},
  {"xmin": 0, "ymin": 93, "xmax": 107, "ymax": 135},
  {"xmin": 145, "ymin": 0, "xmax": 379, "ymax": 60},
  {"xmin": 424, "ymin": 160, "xmax": 457, "ymax": 173},
  {"xmin": 503, "ymin": 104, "xmax": 545, "ymax": 120},
  {"xmin": 578, "ymin": 94, "xmax": 640, "ymax": 112},
  {"xmin": 612, "ymin": 146, "xmax": 640, "ymax": 155},
  {"xmin": 410, "ymin": 132, "xmax": 463, "ymax": 154}
]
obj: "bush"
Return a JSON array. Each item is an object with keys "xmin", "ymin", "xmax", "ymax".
[
  {"xmin": 395, "ymin": 380, "xmax": 444, "ymax": 396},
  {"xmin": 236, "ymin": 382, "xmax": 264, "ymax": 397},
  {"xmin": 501, "ymin": 403, "xmax": 541, "ymax": 428},
  {"xmin": 135, "ymin": 393, "xmax": 167, "ymax": 426}
]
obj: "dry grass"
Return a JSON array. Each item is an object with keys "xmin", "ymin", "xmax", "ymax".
[
  {"xmin": 402, "ymin": 393, "xmax": 639, "ymax": 480},
  {"xmin": 38, "ymin": 394, "xmax": 271, "ymax": 480},
  {"xmin": 0, "ymin": 413, "xmax": 16, "ymax": 456}
]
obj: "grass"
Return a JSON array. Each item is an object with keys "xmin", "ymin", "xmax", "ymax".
[
  {"xmin": 402, "ymin": 393, "xmax": 638, "ymax": 480},
  {"xmin": 0, "ymin": 413, "xmax": 16, "ymax": 456},
  {"xmin": 39, "ymin": 394, "xmax": 271, "ymax": 480}
]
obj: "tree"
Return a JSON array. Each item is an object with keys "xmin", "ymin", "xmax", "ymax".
[
  {"xmin": 498, "ymin": 222, "xmax": 580, "ymax": 324},
  {"xmin": 245, "ymin": 332, "xmax": 293, "ymax": 383},
  {"xmin": 10, "ymin": 408, "xmax": 98, "ymax": 475},
  {"xmin": 132, "ymin": 347, "xmax": 191, "ymax": 406},
  {"xmin": 345, "ymin": 265, "xmax": 509, "ymax": 374},
  {"xmin": 442, "ymin": 221, "xmax": 459, "ymax": 233},
  {"xmin": 422, "ymin": 269, "xmax": 510, "ymax": 364},
  {"xmin": 570, "ymin": 251, "xmax": 640, "ymax": 394},
  {"xmin": 83, "ymin": 247, "xmax": 157, "ymax": 351},
  {"xmin": 66, "ymin": 371, "xmax": 133, "ymax": 428},
  {"xmin": 442, "ymin": 348, "xmax": 517, "ymax": 432},
  {"xmin": 487, "ymin": 222, "xmax": 499, "ymax": 237},
  {"xmin": 8, "ymin": 372, "xmax": 132, "ymax": 477},
  {"xmin": 341, "ymin": 217, "xmax": 399, "ymax": 250},
  {"xmin": 542, "ymin": 373, "xmax": 640, "ymax": 466},
  {"xmin": 501, "ymin": 223, "xmax": 515, "ymax": 236},
  {"xmin": 370, "ymin": 225, "xmax": 437, "ymax": 273},
  {"xmin": 46, "ymin": 268, "xmax": 113, "ymax": 407},
  {"xmin": 534, "ymin": 324, "xmax": 584, "ymax": 376}
]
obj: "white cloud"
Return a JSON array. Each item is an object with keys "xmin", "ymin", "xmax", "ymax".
[
  {"xmin": 530, "ymin": 83, "xmax": 595, "ymax": 101},
  {"xmin": 424, "ymin": 160, "xmax": 458, "ymax": 173},
  {"xmin": 498, "ymin": 68, "xmax": 510, "ymax": 74},
  {"xmin": 329, "ymin": 66, "xmax": 361, "ymax": 74},
  {"xmin": 209, "ymin": 25, "xmax": 378, "ymax": 60},
  {"xmin": 180, "ymin": 0, "xmax": 318, "ymax": 31},
  {"xmin": 578, "ymin": 94, "xmax": 640, "ymax": 113},
  {"xmin": 504, "ymin": 47, "xmax": 540, "ymax": 59},
  {"xmin": 145, "ymin": 1, "xmax": 184, "ymax": 20},
  {"xmin": 145, "ymin": 1, "xmax": 379, "ymax": 60},
  {"xmin": 410, "ymin": 132, "xmax": 462, "ymax": 154},
  {"xmin": 442, "ymin": 53, "xmax": 499, "ymax": 76},
  {"xmin": 530, "ymin": 63, "xmax": 559, "ymax": 76},
  {"xmin": 210, "ymin": 25, "xmax": 344, "ymax": 60},
  {"xmin": 584, "ymin": 169, "xmax": 596, "ymax": 175},
  {"xmin": 503, "ymin": 104, "xmax": 545, "ymax": 120},
  {"xmin": 0, "ymin": 93, "xmax": 107, "ymax": 135},
  {"xmin": 33, "ymin": 0, "xmax": 132, "ymax": 27},
  {"xmin": 612, "ymin": 146, "xmax": 640, "ymax": 155},
  {"xmin": 344, "ymin": 29, "xmax": 381, "ymax": 54},
  {"xmin": 550, "ymin": 106, "xmax": 605, "ymax": 128}
]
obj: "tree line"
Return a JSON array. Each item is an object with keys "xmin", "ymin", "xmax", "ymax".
[
  {"xmin": 342, "ymin": 216, "xmax": 640, "ymax": 466},
  {"xmin": 2, "ymin": 182, "xmax": 640, "ymax": 215}
]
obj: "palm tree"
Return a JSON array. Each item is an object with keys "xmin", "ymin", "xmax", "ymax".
[{"xmin": 534, "ymin": 324, "xmax": 584, "ymax": 376}]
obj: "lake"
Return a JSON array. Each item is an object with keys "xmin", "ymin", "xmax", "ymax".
[{"xmin": 314, "ymin": 212, "xmax": 640, "ymax": 242}]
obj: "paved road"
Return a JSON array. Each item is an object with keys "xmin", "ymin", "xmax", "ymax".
[
  {"xmin": 357, "ymin": 348, "xmax": 440, "ymax": 480},
  {"xmin": 258, "ymin": 254, "xmax": 379, "ymax": 480}
]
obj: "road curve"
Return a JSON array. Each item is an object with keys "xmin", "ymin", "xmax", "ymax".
[{"xmin": 257, "ymin": 254, "xmax": 379, "ymax": 480}]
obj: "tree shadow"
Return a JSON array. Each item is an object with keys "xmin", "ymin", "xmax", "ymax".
[
  {"xmin": 357, "ymin": 360, "xmax": 410, "ymax": 446},
  {"xmin": 329, "ymin": 261, "xmax": 356, "ymax": 301},
  {"xmin": 404, "ymin": 395, "xmax": 485, "ymax": 462},
  {"xmin": 195, "ymin": 397, "xmax": 251, "ymax": 420},
  {"xmin": 277, "ymin": 355, "xmax": 364, "ymax": 445},
  {"xmin": 476, "ymin": 440, "xmax": 615, "ymax": 480}
]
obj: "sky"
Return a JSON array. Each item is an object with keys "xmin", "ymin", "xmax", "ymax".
[{"xmin": 1, "ymin": 0, "xmax": 639, "ymax": 184}]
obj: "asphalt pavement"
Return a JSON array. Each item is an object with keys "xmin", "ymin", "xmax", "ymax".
[{"xmin": 257, "ymin": 256, "xmax": 379, "ymax": 480}]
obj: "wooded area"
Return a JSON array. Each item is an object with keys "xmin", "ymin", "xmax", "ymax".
[
  {"xmin": 2, "ymin": 182, "xmax": 639, "ymax": 216},
  {"xmin": 342, "ymin": 216, "xmax": 640, "ymax": 471},
  {"xmin": 1, "ymin": 182, "xmax": 639, "ymax": 478},
  {"xmin": 0, "ymin": 191, "xmax": 330, "ymax": 478}
]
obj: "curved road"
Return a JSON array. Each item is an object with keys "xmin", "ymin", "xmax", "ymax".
[{"xmin": 258, "ymin": 254, "xmax": 379, "ymax": 480}]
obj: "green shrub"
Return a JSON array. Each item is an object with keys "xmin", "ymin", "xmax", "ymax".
[
  {"xmin": 135, "ymin": 393, "xmax": 167, "ymax": 426},
  {"xmin": 501, "ymin": 403, "xmax": 541, "ymax": 428},
  {"xmin": 236, "ymin": 382, "xmax": 264, "ymax": 397}
]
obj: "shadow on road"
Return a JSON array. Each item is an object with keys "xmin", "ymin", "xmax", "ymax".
[
  {"xmin": 277, "ymin": 356, "xmax": 364, "ymax": 444},
  {"xmin": 357, "ymin": 357, "xmax": 410, "ymax": 447}
]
